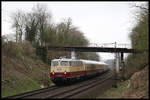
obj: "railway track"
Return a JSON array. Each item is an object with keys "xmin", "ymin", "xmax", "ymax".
[
  {"xmin": 5, "ymin": 70, "xmax": 112, "ymax": 99},
  {"xmin": 45, "ymin": 71, "xmax": 112, "ymax": 98},
  {"xmin": 5, "ymin": 85, "xmax": 59, "ymax": 99}
]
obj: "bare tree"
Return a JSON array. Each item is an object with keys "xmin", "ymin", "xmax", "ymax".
[
  {"xmin": 32, "ymin": 4, "xmax": 52, "ymax": 46},
  {"xmin": 11, "ymin": 10, "xmax": 25, "ymax": 43},
  {"xmin": 130, "ymin": 2, "xmax": 148, "ymax": 23},
  {"xmin": 24, "ymin": 13, "xmax": 38, "ymax": 45}
]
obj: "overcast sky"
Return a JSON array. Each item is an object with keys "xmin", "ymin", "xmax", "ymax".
[{"xmin": 2, "ymin": 1, "xmax": 144, "ymax": 61}]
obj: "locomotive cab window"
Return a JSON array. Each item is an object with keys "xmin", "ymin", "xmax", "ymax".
[
  {"xmin": 52, "ymin": 61, "xmax": 59, "ymax": 66},
  {"xmin": 61, "ymin": 61, "xmax": 69, "ymax": 66},
  {"xmin": 71, "ymin": 61, "xmax": 76, "ymax": 67}
]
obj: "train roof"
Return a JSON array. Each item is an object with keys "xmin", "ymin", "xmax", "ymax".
[
  {"xmin": 52, "ymin": 58, "xmax": 76, "ymax": 61},
  {"xmin": 80, "ymin": 59, "xmax": 108, "ymax": 65},
  {"xmin": 52, "ymin": 58, "xmax": 108, "ymax": 65}
]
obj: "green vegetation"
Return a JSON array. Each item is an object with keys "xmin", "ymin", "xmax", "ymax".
[
  {"xmin": 98, "ymin": 66, "xmax": 148, "ymax": 98},
  {"xmin": 2, "ymin": 42, "xmax": 53, "ymax": 98},
  {"xmin": 98, "ymin": 3, "xmax": 149, "ymax": 99},
  {"xmin": 97, "ymin": 3, "xmax": 149, "ymax": 99},
  {"xmin": 124, "ymin": 3, "xmax": 148, "ymax": 79},
  {"xmin": 2, "ymin": 4, "xmax": 101, "ymax": 98},
  {"xmin": 122, "ymin": 66, "xmax": 149, "ymax": 98},
  {"xmin": 9, "ymin": 4, "xmax": 100, "ymax": 62},
  {"xmin": 2, "ymin": 76, "xmax": 41, "ymax": 98},
  {"xmin": 97, "ymin": 81, "xmax": 129, "ymax": 98}
]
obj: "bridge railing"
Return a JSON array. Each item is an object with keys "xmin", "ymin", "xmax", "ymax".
[
  {"xmin": 45, "ymin": 42, "xmax": 132, "ymax": 49},
  {"xmin": 88, "ymin": 43, "xmax": 132, "ymax": 49}
]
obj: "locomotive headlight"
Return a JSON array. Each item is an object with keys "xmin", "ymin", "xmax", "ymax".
[{"xmin": 64, "ymin": 71, "xmax": 67, "ymax": 74}]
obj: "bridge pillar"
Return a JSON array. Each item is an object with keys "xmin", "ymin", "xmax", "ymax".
[
  {"xmin": 120, "ymin": 52, "xmax": 125, "ymax": 80},
  {"xmin": 116, "ymin": 52, "xmax": 126, "ymax": 80},
  {"xmin": 116, "ymin": 52, "xmax": 120, "ymax": 74},
  {"xmin": 112, "ymin": 52, "xmax": 120, "ymax": 88},
  {"xmin": 71, "ymin": 51, "xmax": 76, "ymax": 59}
]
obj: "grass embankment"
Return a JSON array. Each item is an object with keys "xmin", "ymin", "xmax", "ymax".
[
  {"xmin": 96, "ymin": 80, "xmax": 129, "ymax": 98},
  {"xmin": 122, "ymin": 66, "xmax": 149, "ymax": 98},
  {"xmin": 2, "ymin": 41, "xmax": 54, "ymax": 98},
  {"xmin": 97, "ymin": 66, "xmax": 149, "ymax": 99},
  {"xmin": 2, "ymin": 76, "xmax": 41, "ymax": 97}
]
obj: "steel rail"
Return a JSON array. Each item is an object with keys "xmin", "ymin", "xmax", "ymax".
[
  {"xmin": 44, "ymin": 71, "xmax": 112, "ymax": 98},
  {"xmin": 5, "ymin": 85, "xmax": 58, "ymax": 99},
  {"xmin": 5, "ymin": 70, "xmax": 112, "ymax": 99},
  {"xmin": 61, "ymin": 74, "xmax": 112, "ymax": 98}
]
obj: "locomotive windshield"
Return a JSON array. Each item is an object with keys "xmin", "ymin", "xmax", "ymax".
[
  {"xmin": 61, "ymin": 61, "xmax": 69, "ymax": 66},
  {"xmin": 52, "ymin": 61, "xmax": 59, "ymax": 66}
]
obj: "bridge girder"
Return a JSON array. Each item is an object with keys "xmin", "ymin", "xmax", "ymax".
[{"xmin": 47, "ymin": 46, "xmax": 135, "ymax": 53}]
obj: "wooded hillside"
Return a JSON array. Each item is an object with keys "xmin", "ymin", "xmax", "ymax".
[
  {"xmin": 124, "ymin": 3, "xmax": 148, "ymax": 79},
  {"xmin": 4, "ymin": 4, "xmax": 100, "ymax": 62}
]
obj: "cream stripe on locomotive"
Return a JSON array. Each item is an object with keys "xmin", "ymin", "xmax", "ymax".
[
  {"xmin": 50, "ymin": 58, "xmax": 108, "ymax": 75},
  {"xmin": 50, "ymin": 59, "xmax": 85, "ymax": 73}
]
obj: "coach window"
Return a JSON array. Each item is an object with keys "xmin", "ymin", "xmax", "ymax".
[
  {"xmin": 52, "ymin": 61, "xmax": 59, "ymax": 66},
  {"xmin": 61, "ymin": 61, "xmax": 69, "ymax": 66}
]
